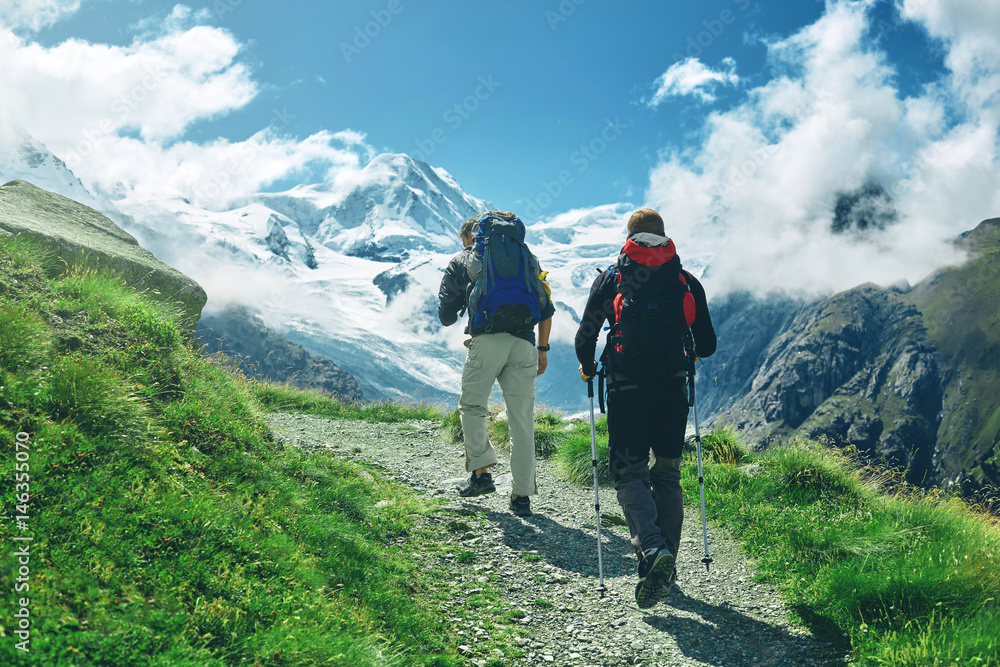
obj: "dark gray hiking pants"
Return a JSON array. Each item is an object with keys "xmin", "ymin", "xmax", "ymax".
[{"xmin": 607, "ymin": 375, "xmax": 688, "ymax": 558}]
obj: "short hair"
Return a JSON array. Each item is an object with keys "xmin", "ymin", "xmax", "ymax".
[
  {"xmin": 627, "ymin": 208, "xmax": 665, "ymax": 235},
  {"xmin": 459, "ymin": 218, "xmax": 478, "ymax": 241}
]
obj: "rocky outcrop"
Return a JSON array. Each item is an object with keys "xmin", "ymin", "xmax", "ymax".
[
  {"xmin": 695, "ymin": 291, "xmax": 802, "ymax": 420},
  {"xmin": 0, "ymin": 179, "xmax": 207, "ymax": 329},
  {"xmin": 197, "ymin": 305, "xmax": 363, "ymax": 403},
  {"xmin": 265, "ymin": 216, "xmax": 291, "ymax": 261},
  {"xmin": 718, "ymin": 284, "xmax": 942, "ymax": 484}
]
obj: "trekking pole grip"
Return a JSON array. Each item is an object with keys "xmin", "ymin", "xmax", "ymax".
[{"xmin": 587, "ymin": 378, "xmax": 594, "ymax": 399}]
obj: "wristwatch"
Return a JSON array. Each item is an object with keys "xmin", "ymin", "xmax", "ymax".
[{"xmin": 537, "ymin": 344, "xmax": 550, "ymax": 352}]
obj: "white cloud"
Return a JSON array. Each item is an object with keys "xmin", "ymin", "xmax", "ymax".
[
  {"xmin": 0, "ymin": 0, "xmax": 80, "ymax": 32},
  {"xmin": 91, "ymin": 129, "xmax": 370, "ymax": 210},
  {"xmin": 644, "ymin": 0, "xmax": 1000, "ymax": 297},
  {"xmin": 0, "ymin": 6, "xmax": 375, "ymax": 208},
  {"xmin": 648, "ymin": 57, "xmax": 740, "ymax": 105},
  {"xmin": 0, "ymin": 20, "xmax": 256, "ymax": 147}
]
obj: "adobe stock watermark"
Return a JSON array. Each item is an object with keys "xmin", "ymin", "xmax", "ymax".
[
  {"xmin": 670, "ymin": 0, "xmax": 753, "ymax": 62},
  {"xmin": 411, "ymin": 75, "xmax": 502, "ymax": 162},
  {"xmin": 212, "ymin": 0, "xmax": 244, "ymax": 20},
  {"xmin": 64, "ymin": 64, "xmax": 170, "ymax": 169},
  {"xmin": 517, "ymin": 117, "xmax": 630, "ymax": 220},
  {"xmin": 340, "ymin": 0, "xmax": 408, "ymax": 63},
  {"xmin": 12, "ymin": 430, "xmax": 34, "ymax": 653},
  {"xmin": 546, "ymin": 0, "xmax": 588, "ymax": 31}
]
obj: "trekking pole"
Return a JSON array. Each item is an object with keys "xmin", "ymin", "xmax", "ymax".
[
  {"xmin": 692, "ymin": 389, "xmax": 713, "ymax": 573},
  {"xmin": 689, "ymin": 350, "xmax": 714, "ymax": 574},
  {"xmin": 587, "ymin": 378, "xmax": 607, "ymax": 597}
]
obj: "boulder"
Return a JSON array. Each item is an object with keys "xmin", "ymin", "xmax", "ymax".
[{"xmin": 0, "ymin": 179, "xmax": 207, "ymax": 329}]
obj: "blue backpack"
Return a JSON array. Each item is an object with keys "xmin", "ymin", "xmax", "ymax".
[{"xmin": 464, "ymin": 211, "xmax": 549, "ymax": 334}]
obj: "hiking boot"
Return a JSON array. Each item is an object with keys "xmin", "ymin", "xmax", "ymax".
[
  {"xmin": 661, "ymin": 566, "xmax": 677, "ymax": 600},
  {"xmin": 508, "ymin": 495, "xmax": 532, "ymax": 517},
  {"xmin": 458, "ymin": 472, "xmax": 496, "ymax": 497},
  {"xmin": 634, "ymin": 547, "xmax": 675, "ymax": 609}
]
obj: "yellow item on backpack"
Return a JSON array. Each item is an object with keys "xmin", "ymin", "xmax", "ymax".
[{"xmin": 538, "ymin": 271, "xmax": 552, "ymax": 298}]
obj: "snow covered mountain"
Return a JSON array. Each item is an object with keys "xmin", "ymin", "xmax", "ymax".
[
  {"xmin": 247, "ymin": 153, "xmax": 493, "ymax": 261},
  {"xmin": 1, "ymin": 130, "xmax": 710, "ymax": 411}
]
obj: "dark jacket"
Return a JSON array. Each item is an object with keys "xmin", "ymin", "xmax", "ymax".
[
  {"xmin": 574, "ymin": 265, "xmax": 716, "ymax": 378},
  {"xmin": 438, "ymin": 247, "xmax": 555, "ymax": 345}
]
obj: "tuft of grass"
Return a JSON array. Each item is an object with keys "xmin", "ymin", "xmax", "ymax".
[
  {"xmin": 0, "ymin": 303, "xmax": 50, "ymax": 372},
  {"xmin": 554, "ymin": 416, "xmax": 610, "ymax": 486},
  {"xmin": 443, "ymin": 407, "xmax": 569, "ymax": 458},
  {"xmin": 698, "ymin": 425, "xmax": 749, "ymax": 465}
]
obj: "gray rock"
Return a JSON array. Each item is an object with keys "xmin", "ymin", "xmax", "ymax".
[
  {"xmin": 0, "ymin": 179, "xmax": 206, "ymax": 330},
  {"xmin": 719, "ymin": 284, "xmax": 941, "ymax": 483},
  {"xmin": 197, "ymin": 305, "xmax": 363, "ymax": 402}
]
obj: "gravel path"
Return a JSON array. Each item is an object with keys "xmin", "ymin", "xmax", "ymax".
[{"xmin": 266, "ymin": 412, "xmax": 842, "ymax": 667}]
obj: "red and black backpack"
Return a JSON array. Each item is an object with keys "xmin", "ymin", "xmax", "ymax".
[{"xmin": 603, "ymin": 232, "xmax": 696, "ymax": 380}]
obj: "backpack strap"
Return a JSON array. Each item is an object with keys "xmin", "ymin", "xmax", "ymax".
[{"xmin": 484, "ymin": 239, "xmax": 496, "ymax": 289}]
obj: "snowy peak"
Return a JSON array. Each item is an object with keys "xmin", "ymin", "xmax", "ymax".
[{"xmin": 253, "ymin": 153, "xmax": 493, "ymax": 261}]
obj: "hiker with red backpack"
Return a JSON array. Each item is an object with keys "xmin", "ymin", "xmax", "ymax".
[
  {"xmin": 438, "ymin": 211, "xmax": 555, "ymax": 517},
  {"xmin": 575, "ymin": 208, "xmax": 716, "ymax": 609}
]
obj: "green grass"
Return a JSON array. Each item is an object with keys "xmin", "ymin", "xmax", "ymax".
[
  {"xmin": 251, "ymin": 381, "xmax": 443, "ymax": 423},
  {"xmin": 553, "ymin": 413, "xmax": 1000, "ymax": 665},
  {"xmin": 0, "ymin": 238, "xmax": 462, "ymax": 666},
  {"xmin": 687, "ymin": 437, "xmax": 1000, "ymax": 666},
  {"xmin": 553, "ymin": 416, "xmax": 609, "ymax": 486},
  {"xmin": 443, "ymin": 405, "xmax": 570, "ymax": 458},
  {"xmin": 698, "ymin": 424, "xmax": 749, "ymax": 465}
]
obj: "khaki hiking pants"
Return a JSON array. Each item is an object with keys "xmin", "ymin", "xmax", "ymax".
[{"xmin": 459, "ymin": 333, "xmax": 537, "ymax": 497}]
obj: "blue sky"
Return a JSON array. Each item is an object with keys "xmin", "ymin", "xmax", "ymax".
[
  {"xmin": 3, "ymin": 0, "xmax": 1000, "ymax": 293},
  {"xmin": 11, "ymin": 0, "xmax": 919, "ymax": 209}
]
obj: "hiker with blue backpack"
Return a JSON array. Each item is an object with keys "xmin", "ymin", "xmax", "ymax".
[
  {"xmin": 438, "ymin": 211, "xmax": 555, "ymax": 517},
  {"xmin": 575, "ymin": 208, "xmax": 717, "ymax": 609}
]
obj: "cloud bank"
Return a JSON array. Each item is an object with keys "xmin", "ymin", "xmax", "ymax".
[
  {"xmin": 0, "ymin": 5, "xmax": 373, "ymax": 209},
  {"xmin": 645, "ymin": 0, "xmax": 1000, "ymax": 297}
]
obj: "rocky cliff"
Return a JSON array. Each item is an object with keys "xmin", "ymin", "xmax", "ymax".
[
  {"xmin": 0, "ymin": 179, "xmax": 207, "ymax": 329},
  {"xmin": 715, "ymin": 285, "xmax": 942, "ymax": 484},
  {"xmin": 703, "ymin": 217, "xmax": 1000, "ymax": 494},
  {"xmin": 197, "ymin": 305, "xmax": 364, "ymax": 403},
  {"xmin": 694, "ymin": 291, "xmax": 802, "ymax": 420}
]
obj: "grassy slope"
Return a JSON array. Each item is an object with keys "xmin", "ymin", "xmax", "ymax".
[
  {"xmin": 690, "ymin": 437, "xmax": 1000, "ymax": 666},
  {"xmin": 907, "ymin": 218, "xmax": 1000, "ymax": 489},
  {"xmin": 0, "ymin": 237, "xmax": 461, "ymax": 667}
]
